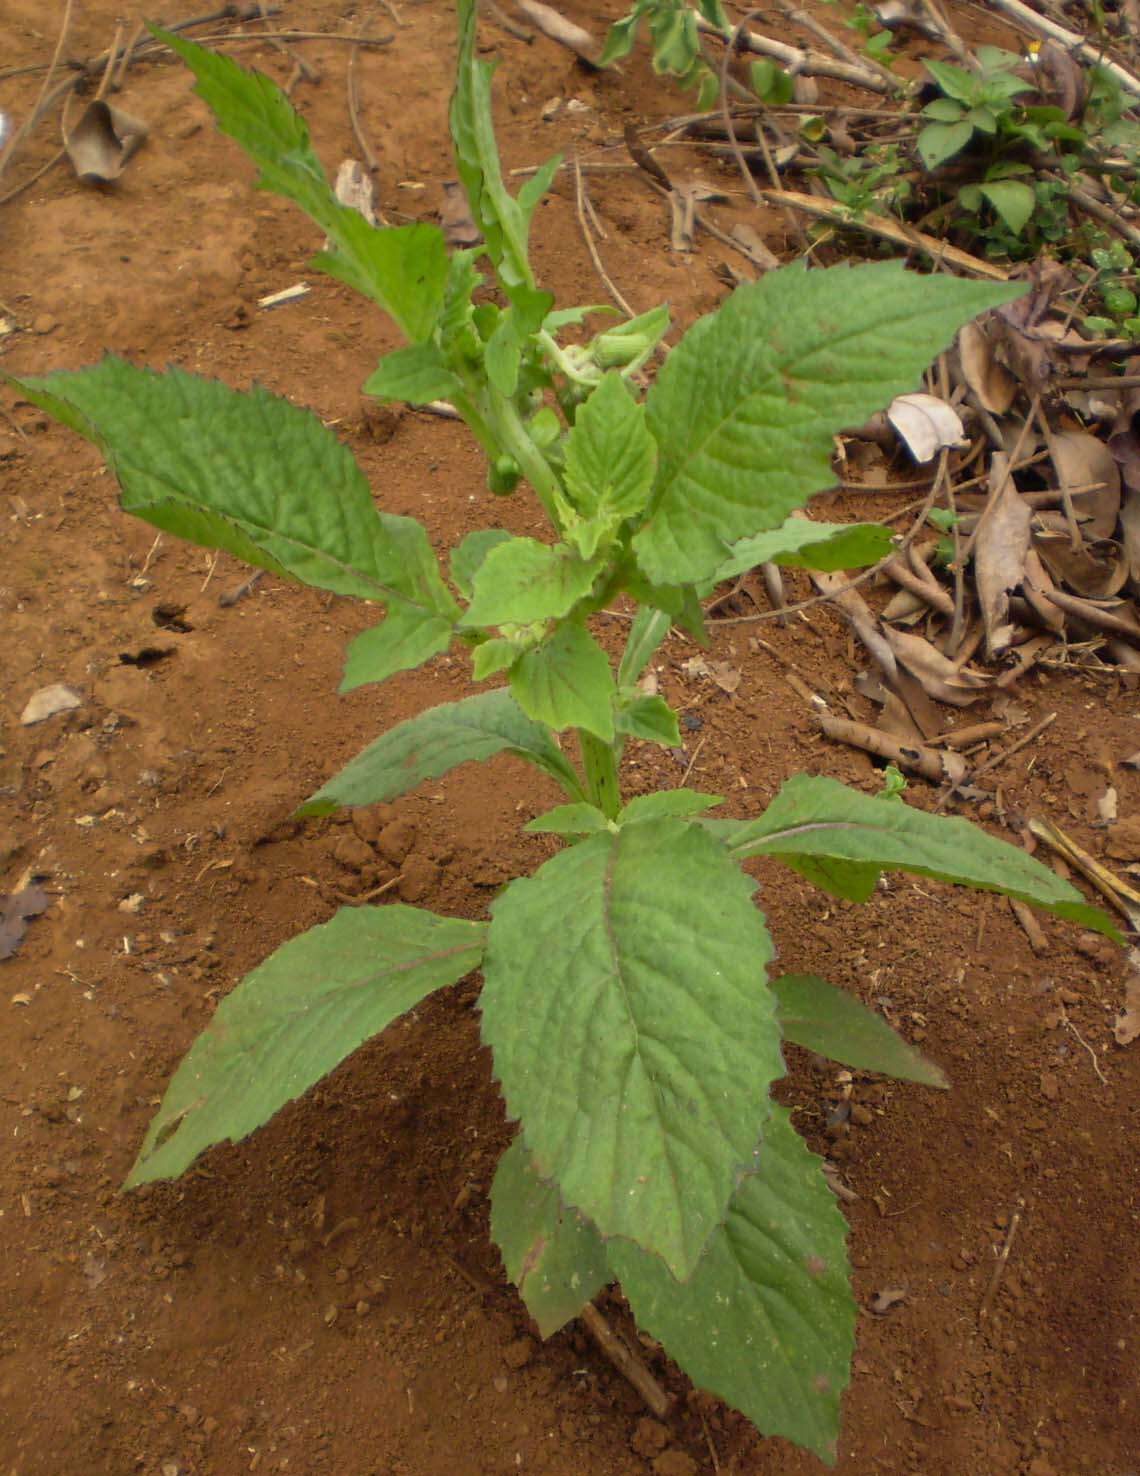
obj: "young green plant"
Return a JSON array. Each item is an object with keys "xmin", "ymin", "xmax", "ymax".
[{"xmin": 7, "ymin": 4, "xmax": 1117, "ymax": 1462}]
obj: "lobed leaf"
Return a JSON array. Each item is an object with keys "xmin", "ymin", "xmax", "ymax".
[
  {"xmin": 634, "ymin": 264, "xmax": 1023, "ymax": 585},
  {"xmin": 609, "ymin": 1105, "xmax": 855, "ymax": 1464},
  {"xmin": 127, "ymin": 905, "xmax": 487, "ymax": 1186},
  {"xmin": 705, "ymin": 773, "xmax": 1119, "ymax": 934},
  {"xmin": 481, "ymin": 818, "xmax": 783, "ymax": 1279},
  {"xmin": 156, "ymin": 28, "xmax": 448, "ymax": 341},
  {"xmin": 298, "ymin": 688, "xmax": 584, "ymax": 814},
  {"xmin": 491, "ymin": 1137, "xmax": 610, "ymax": 1337},
  {"xmin": 772, "ymin": 974, "xmax": 948, "ymax": 1087}
]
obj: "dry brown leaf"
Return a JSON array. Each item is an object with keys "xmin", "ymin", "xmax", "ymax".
[
  {"xmin": 0, "ymin": 885, "xmax": 50, "ymax": 962},
  {"xmin": 1114, "ymin": 972, "xmax": 1140, "ymax": 1046},
  {"xmin": 514, "ymin": 0, "xmax": 599, "ymax": 62},
  {"xmin": 1033, "ymin": 530, "xmax": 1128, "ymax": 599},
  {"xmin": 882, "ymin": 627, "xmax": 990, "ymax": 706},
  {"xmin": 853, "ymin": 670, "xmax": 925, "ymax": 743},
  {"xmin": 1049, "ymin": 430, "xmax": 1121, "ymax": 540},
  {"xmin": 64, "ymin": 100, "xmax": 147, "ymax": 182},
  {"xmin": 1036, "ymin": 39, "xmax": 1087, "ymax": 117},
  {"xmin": 958, "ymin": 320, "xmax": 1017, "ymax": 415},
  {"xmin": 819, "ymin": 715, "xmax": 967, "ymax": 785},
  {"xmin": 1120, "ymin": 485, "xmax": 1140, "ymax": 585},
  {"xmin": 729, "ymin": 222, "xmax": 780, "ymax": 271},
  {"xmin": 975, "ymin": 454, "xmax": 1031, "ymax": 658}
]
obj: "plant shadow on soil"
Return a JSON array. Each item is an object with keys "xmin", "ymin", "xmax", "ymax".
[{"xmin": 1, "ymin": 1, "xmax": 1138, "ymax": 1472}]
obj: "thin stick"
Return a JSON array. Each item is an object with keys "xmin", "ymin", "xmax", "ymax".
[
  {"xmin": 1055, "ymin": 173, "xmax": 1140, "ymax": 251},
  {"xmin": 985, "ymin": 0, "xmax": 1140, "ymax": 97},
  {"xmin": 347, "ymin": 37, "xmax": 379, "ymax": 173},
  {"xmin": 255, "ymin": 0, "xmax": 319, "ymax": 83},
  {"xmin": 747, "ymin": 186, "xmax": 1009, "ymax": 280},
  {"xmin": 968, "ymin": 711, "xmax": 1056, "ymax": 781},
  {"xmin": 186, "ymin": 27, "xmax": 394, "ymax": 47},
  {"xmin": 573, "ymin": 154, "xmax": 636, "ymax": 318},
  {"xmin": 1060, "ymin": 1006, "xmax": 1109, "ymax": 1086},
  {"xmin": 695, "ymin": 12, "xmax": 892, "ymax": 93},
  {"xmin": 680, "ymin": 733, "xmax": 709, "ymax": 785},
  {"xmin": 0, "ymin": 0, "xmax": 75, "ymax": 187},
  {"xmin": 580, "ymin": 1303, "xmax": 672, "ymax": 1418},
  {"xmin": 978, "ymin": 1208, "xmax": 1021, "ymax": 1322},
  {"xmin": 1028, "ymin": 815, "xmax": 1140, "ymax": 931}
]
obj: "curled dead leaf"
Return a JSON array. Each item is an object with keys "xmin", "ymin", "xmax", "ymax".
[
  {"xmin": 887, "ymin": 393, "xmax": 967, "ymax": 464},
  {"xmin": 882, "ymin": 627, "xmax": 990, "ymax": 707},
  {"xmin": 64, "ymin": 100, "xmax": 148, "ymax": 183},
  {"xmin": 958, "ymin": 320, "xmax": 1017, "ymax": 415},
  {"xmin": 1049, "ymin": 430, "xmax": 1121, "ymax": 541},
  {"xmin": 514, "ymin": 0, "xmax": 599, "ymax": 62},
  {"xmin": 974, "ymin": 453, "xmax": 1031, "ymax": 658}
]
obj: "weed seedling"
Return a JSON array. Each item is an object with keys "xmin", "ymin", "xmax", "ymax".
[{"xmin": 8, "ymin": 2, "xmax": 1117, "ymax": 1461}]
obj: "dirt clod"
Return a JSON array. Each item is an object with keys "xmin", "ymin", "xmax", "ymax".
[
  {"xmin": 651, "ymin": 1451, "xmax": 698, "ymax": 1476},
  {"xmin": 502, "ymin": 1337, "xmax": 535, "ymax": 1370},
  {"xmin": 631, "ymin": 1418, "xmax": 669, "ymax": 1457}
]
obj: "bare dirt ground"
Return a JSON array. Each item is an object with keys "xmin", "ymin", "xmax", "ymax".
[{"xmin": 2, "ymin": 2, "xmax": 1139, "ymax": 1474}]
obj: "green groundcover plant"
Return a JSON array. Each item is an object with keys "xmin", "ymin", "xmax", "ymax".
[{"xmin": 8, "ymin": 3, "xmax": 1118, "ymax": 1461}]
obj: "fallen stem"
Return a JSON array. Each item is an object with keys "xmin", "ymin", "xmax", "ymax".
[{"xmin": 580, "ymin": 1303, "xmax": 672, "ymax": 1418}]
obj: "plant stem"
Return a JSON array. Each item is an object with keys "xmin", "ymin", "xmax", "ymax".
[
  {"xmin": 485, "ymin": 393, "xmax": 572, "ymax": 530},
  {"xmin": 579, "ymin": 729, "xmax": 621, "ymax": 819}
]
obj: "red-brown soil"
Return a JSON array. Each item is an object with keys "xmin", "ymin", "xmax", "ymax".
[{"xmin": 2, "ymin": 3, "xmax": 1138, "ymax": 1474}]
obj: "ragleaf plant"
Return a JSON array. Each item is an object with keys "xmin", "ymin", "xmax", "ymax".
[{"xmin": 8, "ymin": 3, "xmax": 1118, "ymax": 1462}]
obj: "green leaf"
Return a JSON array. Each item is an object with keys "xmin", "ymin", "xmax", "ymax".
[
  {"xmin": 917, "ymin": 120, "xmax": 975, "ymax": 170},
  {"xmin": 298, "ymin": 688, "xmax": 584, "ymax": 814},
  {"xmin": 155, "ymin": 28, "xmax": 447, "ymax": 341},
  {"xmin": 462, "ymin": 538, "xmax": 603, "ymax": 627},
  {"xmin": 712, "ymin": 519, "xmax": 894, "ymax": 582},
  {"xmin": 634, "ymin": 264, "xmax": 1022, "ymax": 584},
  {"xmin": 472, "ymin": 636, "xmax": 524, "ymax": 680},
  {"xmin": 13, "ymin": 361, "xmax": 458, "ymax": 640},
  {"xmin": 510, "ymin": 622, "xmax": 617, "ymax": 740},
  {"xmin": 614, "ymin": 693, "xmax": 681, "ymax": 747},
  {"xmin": 481, "ymin": 819, "xmax": 783, "ymax": 1278},
  {"xmin": 609, "ymin": 1106, "xmax": 855, "ymax": 1463},
  {"xmin": 451, "ymin": 0, "xmax": 537, "ymax": 289},
  {"xmin": 617, "ymin": 605, "xmax": 673, "ymax": 687},
  {"xmin": 922, "ymin": 97, "xmax": 966, "ymax": 122},
  {"xmin": 772, "ymin": 974, "xmax": 948, "ymax": 1087},
  {"xmin": 525, "ymin": 802, "xmax": 612, "ymax": 836},
  {"xmin": 924, "ymin": 58, "xmax": 977, "ymax": 104},
  {"xmin": 979, "ymin": 180, "xmax": 1035, "ymax": 236},
  {"xmin": 363, "ymin": 344, "xmax": 464, "ymax": 404},
  {"xmin": 127, "ymin": 905, "xmax": 487, "ymax": 1186},
  {"xmin": 619, "ymin": 790, "xmax": 723, "ymax": 823},
  {"xmin": 451, "ymin": 528, "xmax": 514, "ymax": 598},
  {"xmin": 564, "ymin": 373, "xmax": 657, "ymax": 558},
  {"xmin": 491, "ymin": 1137, "xmax": 610, "ymax": 1337},
  {"xmin": 705, "ymin": 773, "xmax": 1120, "ymax": 935},
  {"xmin": 484, "ymin": 287, "xmax": 554, "ymax": 396},
  {"xmin": 590, "ymin": 305, "xmax": 671, "ymax": 371},
  {"xmin": 600, "ymin": 13, "xmax": 640, "ymax": 66},
  {"xmin": 339, "ymin": 607, "xmax": 455, "ymax": 692}
]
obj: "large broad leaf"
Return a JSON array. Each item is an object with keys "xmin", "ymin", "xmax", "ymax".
[
  {"xmin": 298, "ymin": 688, "xmax": 584, "ymax": 814},
  {"xmin": 155, "ymin": 28, "xmax": 448, "ymax": 342},
  {"xmin": 634, "ymin": 264, "xmax": 1022, "ymax": 585},
  {"xmin": 461, "ymin": 538, "xmax": 603, "ymax": 628},
  {"xmin": 491, "ymin": 1137, "xmax": 611, "ymax": 1337},
  {"xmin": 711, "ymin": 518, "xmax": 894, "ymax": 583},
  {"xmin": 481, "ymin": 818, "xmax": 783, "ymax": 1280},
  {"xmin": 563, "ymin": 372, "xmax": 657, "ymax": 559},
  {"xmin": 705, "ymin": 773, "xmax": 1118, "ymax": 935},
  {"xmin": 772, "ymin": 973, "xmax": 948, "ymax": 1087},
  {"xmin": 13, "ymin": 363, "xmax": 459, "ymax": 672},
  {"xmin": 609, "ymin": 1105, "xmax": 855, "ymax": 1465},
  {"xmin": 509, "ymin": 622, "xmax": 617, "ymax": 741},
  {"xmin": 127, "ymin": 905, "xmax": 487, "ymax": 1186}
]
